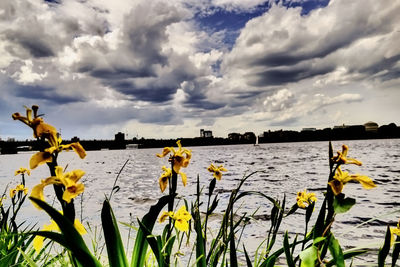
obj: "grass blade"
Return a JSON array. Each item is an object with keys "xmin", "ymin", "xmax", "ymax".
[
  {"xmin": 131, "ymin": 194, "xmax": 173, "ymax": 267},
  {"xmin": 29, "ymin": 197, "xmax": 102, "ymax": 267},
  {"xmin": 378, "ymin": 225, "xmax": 392, "ymax": 267},
  {"xmin": 101, "ymin": 198, "xmax": 129, "ymax": 267},
  {"xmin": 284, "ymin": 231, "xmax": 295, "ymax": 267}
]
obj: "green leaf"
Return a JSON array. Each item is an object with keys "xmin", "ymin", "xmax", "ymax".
[
  {"xmin": 305, "ymin": 202, "xmax": 315, "ymax": 224},
  {"xmin": 325, "ymin": 249, "xmax": 367, "ymax": 267},
  {"xmin": 18, "ymin": 248, "xmax": 39, "ymax": 267},
  {"xmin": 229, "ymin": 208, "xmax": 238, "ymax": 267},
  {"xmin": 333, "ymin": 195, "xmax": 356, "ymax": 214},
  {"xmin": 193, "ymin": 205, "xmax": 206, "ymax": 267},
  {"xmin": 137, "ymin": 220, "xmax": 163, "ymax": 267},
  {"xmin": 243, "ymin": 245, "xmax": 253, "ymax": 267},
  {"xmin": 329, "ymin": 141, "xmax": 334, "ymax": 170},
  {"xmin": 283, "ymin": 231, "xmax": 295, "ymax": 267},
  {"xmin": 378, "ymin": 225, "xmax": 392, "ymax": 267},
  {"xmin": 313, "ymin": 236, "xmax": 326, "ymax": 245},
  {"xmin": 130, "ymin": 194, "xmax": 173, "ymax": 267},
  {"xmin": 263, "ymin": 255, "xmax": 276, "ymax": 267},
  {"xmin": 328, "ymin": 235, "xmax": 344, "ymax": 267},
  {"xmin": 392, "ymin": 235, "xmax": 400, "ymax": 266},
  {"xmin": 207, "ymin": 195, "xmax": 219, "ymax": 215},
  {"xmin": 29, "ymin": 197, "xmax": 102, "ymax": 267},
  {"xmin": 101, "ymin": 199, "xmax": 129, "ymax": 267},
  {"xmin": 286, "ymin": 203, "xmax": 298, "ymax": 217},
  {"xmin": 300, "ymin": 246, "xmax": 318, "ymax": 267},
  {"xmin": 313, "ymin": 199, "xmax": 326, "ymax": 239},
  {"xmin": 209, "ymin": 178, "xmax": 216, "ymax": 196}
]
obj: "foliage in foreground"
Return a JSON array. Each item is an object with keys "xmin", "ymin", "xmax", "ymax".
[{"xmin": 1, "ymin": 104, "xmax": 400, "ymax": 266}]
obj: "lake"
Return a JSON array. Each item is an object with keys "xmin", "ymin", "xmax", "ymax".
[{"xmin": 1, "ymin": 139, "xmax": 400, "ymax": 264}]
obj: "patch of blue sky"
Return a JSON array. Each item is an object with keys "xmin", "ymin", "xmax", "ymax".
[
  {"xmin": 282, "ymin": 0, "xmax": 330, "ymax": 15},
  {"xmin": 193, "ymin": 0, "xmax": 330, "ymax": 49}
]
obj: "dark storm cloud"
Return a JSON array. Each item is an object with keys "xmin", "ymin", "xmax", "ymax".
[
  {"xmin": 224, "ymin": 0, "xmax": 400, "ymax": 90},
  {"xmin": 4, "ymin": 30, "xmax": 55, "ymax": 58},
  {"xmin": 179, "ymin": 77, "xmax": 226, "ymax": 110},
  {"xmin": 251, "ymin": 64, "xmax": 335, "ymax": 86},
  {"xmin": 13, "ymin": 84, "xmax": 81, "ymax": 104},
  {"xmin": 88, "ymin": 67, "xmax": 154, "ymax": 80},
  {"xmin": 359, "ymin": 54, "xmax": 400, "ymax": 81}
]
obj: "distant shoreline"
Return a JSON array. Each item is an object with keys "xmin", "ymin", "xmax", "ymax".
[{"xmin": 1, "ymin": 132, "xmax": 399, "ymax": 154}]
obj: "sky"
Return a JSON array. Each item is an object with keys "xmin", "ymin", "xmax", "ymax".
[{"xmin": 0, "ymin": 0, "xmax": 399, "ymax": 140}]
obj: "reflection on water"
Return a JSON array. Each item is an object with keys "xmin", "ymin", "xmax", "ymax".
[{"xmin": 1, "ymin": 139, "xmax": 399, "ymax": 261}]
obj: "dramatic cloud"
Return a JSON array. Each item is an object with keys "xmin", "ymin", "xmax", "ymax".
[{"xmin": 0, "ymin": 0, "xmax": 399, "ymax": 139}]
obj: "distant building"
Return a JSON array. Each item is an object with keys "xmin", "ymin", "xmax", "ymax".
[
  {"xmin": 200, "ymin": 129, "xmax": 213, "ymax": 138},
  {"xmin": 301, "ymin": 128, "xmax": 316, "ymax": 132},
  {"xmin": 333, "ymin": 124, "xmax": 348, "ymax": 129},
  {"xmin": 228, "ymin": 133, "xmax": 241, "ymax": 141},
  {"xmin": 243, "ymin": 132, "xmax": 256, "ymax": 141},
  {"xmin": 364, "ymin": 121, "xmax": 379, "ymax": 132},
  {"xmin": 115, "ymin": 132, "xmax": 125, "ymax": 142}
]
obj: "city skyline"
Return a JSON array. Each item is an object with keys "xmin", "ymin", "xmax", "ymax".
[{"xmin": 1, "ymin": 0, "xmax": 399, "ymax": 140}]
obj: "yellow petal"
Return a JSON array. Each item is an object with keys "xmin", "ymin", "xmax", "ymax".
[
  {"xmin": 35, "ymin": 121, "xmax": 57, "ymax": 139},
  {"xmin": 347, "ymin": 158, "xmax": 362, "ymax": 166},
  {"xmin": 70, "ymin": 142, "xmax": 86, "ymax": 159},
  {"xmin": 62, "ymin": 182, "xmax": 84, "ymax": 203},
  {"xmin": 33, "ymin": 235, "xmax": 44, "ymax": 253},
  {"xmin": 66, "ymin": 169, "xmax": 85, "ymax": 183},
  {"xmin": 10, "ymin": 189, "xmax": 17, "ymax": 198},
  {"xmin": 55, "ymin": 166, "xmax": 64, "ymax": 179},
  {"xmin": 180, "ymin": 172, "xmax": 187, "ymax": 187},
  {"xmin": 159, "ymin": 176, "xmax": 169, "ymax": 193},
  {"xmin": 159, "ymin": 211, "xmax": 173, "ymax": 223},
  {"xmin": 176, "ymin": 206, "xmax": 191, "ymax": 221},
  {"xmin": 30, "ymin": 178, "xmax": 57, "ymax": 209},
  {"xmin": 214, "ymin": 171, "xmax": 222, "ymax": 180},
  {"xmin": 328, "ymin": 180, "xmax": 343, "ymax": 196},
  {"xmin": 30, "ymin": 152, "xmax": 52, "ymax": 169},
  {"xmin": 173, "ymin": 162, "xmax": 181, "ymax": 173},
  {"xmin": 297, "ymin": 199, "xmax": 306, "ymax": 209},
  {"xmin": 30, "ymin": 183, "xmax": 46, "ymax": 210},
  {"xmin": 219, "ymin": 166, "xmax": 228, "ymax": 172},
  {"xmin": 14, "ymin": 167, "xmax": 30, "ymax": 176},
  {"xmin": 174, "ymin": 219, "xmax": 189, "ymax": 232},
  {"xmin": 74, "ymin": 219, "xmax": 87, "ymax": 235},
  {"xmin": 207, "ymin": 164, "xmax": 216, "ymax": 172},
  {"xmin": 352, "ymin": 175, "xmax": 376, "ymax": 189},
  {"xmin": 43, "ymin": 220, "xmax": 60, "ymax": 231},
  {"xmin": 156, "ymin": 147, "xmax": 172, "ymax": 158}
]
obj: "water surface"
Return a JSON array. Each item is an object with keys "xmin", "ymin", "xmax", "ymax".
[{"xmin": 1, "ymin": 139, "xmax": 399, "ymax": 263}]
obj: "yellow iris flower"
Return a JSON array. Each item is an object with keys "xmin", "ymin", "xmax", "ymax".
[
  {"xmin": 158, "ymin": 166, "xmax": 187, "ymax": 193},
  {"xmin": 174, "ymin": 205, "xmax": 192, "ymax": 232},
  {"xmin": 207, "ymin": 163, "xmax": 227, "ymax": 180},
  {"xmin": 156, "ymin": 140, "xmax": 192, "ymax": 173},
  {"xmin": 328, "ymin": 166, "xmax": 376, "ymax": 195},
  {"xmin": 296, "ymin": 189, "xmax": 317, "ymax": 209},
  {"xmin": 391, "ymin": 220, "xmax": 400, "ymax": 246},
  {"xmin": 10, "ymin": 184, "xmax": 29, "ymax": 198},
  {"xmin": 31, "ymin": 166, "xmax": 85, "ymax": 209},
  {"xmin": 33, "ymin": 212, "xmax": 86, "ymax": 253},
  {"xmin": 12, "ymin": 105, "xmax": 57, "ymax": 142},
  {"xmin": 14, "ymin": 167, "xmax": 31, "ymax": 176},
  {"xmin": 30, "ymin": 140, "xmax": 86, "ymax": 169},
  {"xmin": 159, "ymin": 205, "xmax": 192, "ymax": 232},
  {"xmin": 332, "ymin": 145, "xmax": 362, "ymax": 166}
]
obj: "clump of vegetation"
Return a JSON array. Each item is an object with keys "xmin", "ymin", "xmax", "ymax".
[{"xmin": 1, "ymin": 104, "xmax": 399, "ymax": 266}]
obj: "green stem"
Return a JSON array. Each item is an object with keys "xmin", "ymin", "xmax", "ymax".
[{"xmin": 48, "ymin": 154, "xmax": 75, "ymax": 223}]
